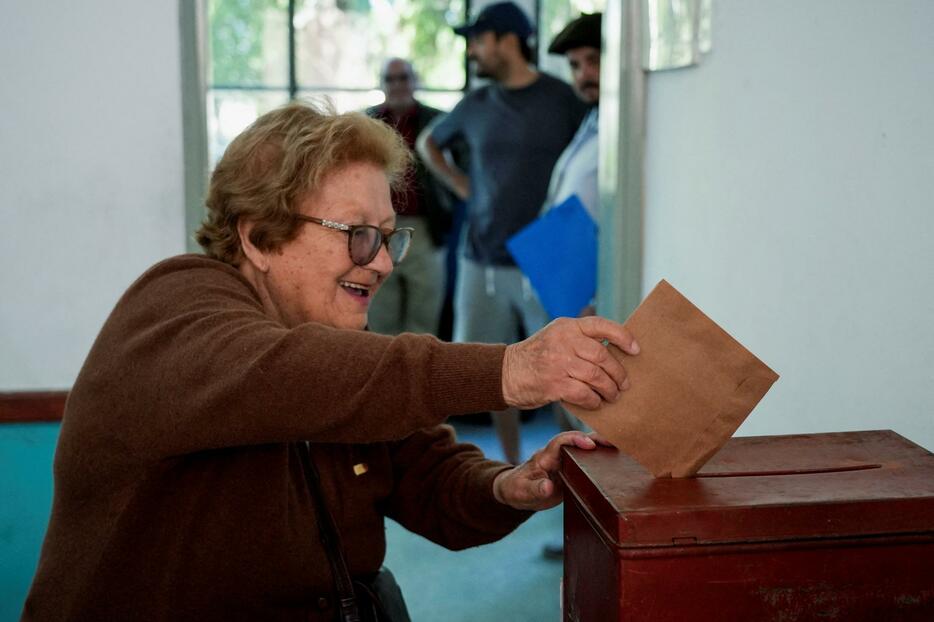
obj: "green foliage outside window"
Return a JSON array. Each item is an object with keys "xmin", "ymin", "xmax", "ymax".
[
  {"xmin": 207, "ymin": 0, "xmax": 464, "ymax": 90},
  {"xmin": 209, "ymin": 0, "xmax": 286, "ymax": 86},
  {"xmin": 397, "ymin": 0, "xmax": 465, "ymax": 90}
]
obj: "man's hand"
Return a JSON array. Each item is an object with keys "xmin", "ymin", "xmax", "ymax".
[
  {"xmin": 450, "ymin": 172, "xmax": 470, "ymax": 201},
  {"xmin": 492, "ymin": 431, "xmax": 613, "ymax": 511},
  {"xmin": 416, "ymin": 131, "xmax": 470, "ymax": 200},
  {"xmin": 501, "ymin": 316, "xmax": 639, "ymax": 411}
]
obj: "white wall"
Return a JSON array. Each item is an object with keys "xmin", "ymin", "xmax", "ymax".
[
  {"xmin": 643, "ymin": 0, "xmax": 934, "ymax": 449},
  {"xmin": 0, "ymin": 2, "xmax": 186, "ymax": 389}
]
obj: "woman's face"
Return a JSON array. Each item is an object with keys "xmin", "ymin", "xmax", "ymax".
[{"xmin": 258, "ymin": 161, "xmax": 396, "ymax": 330}]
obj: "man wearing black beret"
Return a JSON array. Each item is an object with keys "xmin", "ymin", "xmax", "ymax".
[
  {"xmin": 541, "ymin": 12, "xmax": 603, "ymax": 559},
  {"xmin": 542, "ymin": 12, "xmax": 602, "ymax": 222}
]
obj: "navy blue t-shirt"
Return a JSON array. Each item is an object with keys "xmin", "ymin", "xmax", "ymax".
[{"xmin": 430, "ymin": 73, "xmax": 587, "ymax": 265}]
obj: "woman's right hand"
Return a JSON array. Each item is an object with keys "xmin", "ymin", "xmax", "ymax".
[{"xmin": 500, "ymin": 316, "xmax": 639, "ymax": 411}]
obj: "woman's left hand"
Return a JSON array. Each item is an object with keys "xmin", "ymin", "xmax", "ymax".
[{"xmin": 492, "ymin": 431, "xmax": 612, "ymax": 511}]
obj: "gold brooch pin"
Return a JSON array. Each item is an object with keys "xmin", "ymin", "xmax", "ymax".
[{"xmin": 353, "ymin": 463, "xmax": 369, "ymax": 476}]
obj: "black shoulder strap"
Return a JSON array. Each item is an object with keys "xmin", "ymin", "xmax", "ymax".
[{"xmin": 298, "ymin": 441, "xmax": 361, "ymax": 622}]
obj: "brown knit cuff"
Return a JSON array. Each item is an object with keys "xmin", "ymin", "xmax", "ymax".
[{"xmin": 428, "ymin": 343, "xmax": 508, "ymax": 418}]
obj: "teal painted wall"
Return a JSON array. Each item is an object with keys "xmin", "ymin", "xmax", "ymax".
[{"xmin": 0, "ymin": 424, "xmax": 59, "ymax": 622}]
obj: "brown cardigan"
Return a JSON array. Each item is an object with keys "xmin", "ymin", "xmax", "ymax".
[{"xmin": 23, "ymin": 255, "xmax": 530, "ymax": 621}]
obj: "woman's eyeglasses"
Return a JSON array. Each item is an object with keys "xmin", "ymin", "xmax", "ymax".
[{"xmin": 294, "ymin": 215, "xmax": 414, "ymax": 266}]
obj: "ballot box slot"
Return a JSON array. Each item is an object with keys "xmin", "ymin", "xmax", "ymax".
[{"xmin": 696, "ymin": 463, "xmax": 882, "ymax": 478}]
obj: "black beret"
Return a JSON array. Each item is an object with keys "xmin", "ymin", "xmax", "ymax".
[{"xmin": 547, "ymin": 12, "xmax": 602, "ymax": 55}]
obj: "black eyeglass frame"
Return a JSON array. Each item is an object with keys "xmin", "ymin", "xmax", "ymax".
[{"xmin": 293, "ymin": 215, "xmax": 414, "ymax": 266}]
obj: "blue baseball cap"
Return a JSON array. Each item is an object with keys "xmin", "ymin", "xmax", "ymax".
[{"xmin": 453, "ymin": 2, "xmax": 534, "ymax": 40}]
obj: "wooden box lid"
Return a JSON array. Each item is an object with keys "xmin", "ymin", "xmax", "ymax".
[{"xmin": 561, "ymin": 430, "xmax": 934, "ymax": 548}]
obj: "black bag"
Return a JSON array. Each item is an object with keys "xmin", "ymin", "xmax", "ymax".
[{"xmin": 353, "ymin": 567, "xmax": 411, "ymax": 622}]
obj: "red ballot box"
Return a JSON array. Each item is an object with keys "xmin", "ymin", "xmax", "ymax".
[{"xmin": 560, "ymin": 430, "xmax": 934, "ymax": 621}]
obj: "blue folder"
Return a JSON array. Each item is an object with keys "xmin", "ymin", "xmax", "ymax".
[{"xmin": 506, "ymin": 194, "xmax": 597, "ymax": 319}]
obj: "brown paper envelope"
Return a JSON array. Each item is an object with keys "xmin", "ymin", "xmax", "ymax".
[{"xmin": 565, "ymin": 280, "xmax": 779, "ymax": 478}]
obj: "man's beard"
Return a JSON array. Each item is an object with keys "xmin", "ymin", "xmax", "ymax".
[
  {"xmin": 577, "ymin": 81, "xmax": 600, "ymax": 103},
  {"xmin": 473, "ymin": 61, "xmax": 494, "ymax": 79},
  {"xmin": 472, "ymin": 55, "xmax": 502, "ymax": 81}
]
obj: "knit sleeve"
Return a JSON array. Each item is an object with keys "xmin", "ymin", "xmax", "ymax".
[
  {"xmin": 383, "ymin": 425, "xmax": 532, "ymax": 550},
  {"xmin": 67, "ymin": 256, "xmax": 508, "ymax": 459}
]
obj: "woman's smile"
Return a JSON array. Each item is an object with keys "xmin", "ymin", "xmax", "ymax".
[{"xmin": 339, "ymin": 279, "xmax": 374, "ymax": 301}]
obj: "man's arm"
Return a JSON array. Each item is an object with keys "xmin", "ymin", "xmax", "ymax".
[{"xmin": 416, "ymin": 128, "xmax": 470, "ymax": 201}]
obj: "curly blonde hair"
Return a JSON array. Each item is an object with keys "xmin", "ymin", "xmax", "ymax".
[{"xmin": 196, "ymin": 100, "xmax": 412, "ymax": 264}]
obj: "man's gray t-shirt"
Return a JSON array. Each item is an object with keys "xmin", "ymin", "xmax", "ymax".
[{"xmin": 430, "ymin": 73, "xmax": 587, "ymax": 265}]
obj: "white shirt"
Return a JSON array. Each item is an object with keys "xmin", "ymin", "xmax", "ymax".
[{"xmin": 541, "ymin": 107, "xmax": 599, "ymax": 220}]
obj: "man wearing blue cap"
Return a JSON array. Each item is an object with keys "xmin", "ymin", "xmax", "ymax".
[{"xmin": 418, "ymin": 1, "xmax": 587, "ymax": 464}]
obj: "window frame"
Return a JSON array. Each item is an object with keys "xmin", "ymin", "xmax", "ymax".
[{"xmin": 206, "ymin": 0, "xmax": 477, "ymax": 100}]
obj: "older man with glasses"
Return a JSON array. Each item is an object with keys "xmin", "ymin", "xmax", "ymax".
[{"xmin": 365, "ymin": 58, "xmax": 452, "ymax": 338}]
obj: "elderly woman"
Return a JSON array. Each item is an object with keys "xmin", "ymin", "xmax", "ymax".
[{"xmin": 23, "ymin": 102, "xmax": 638, "ymax": 621}]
